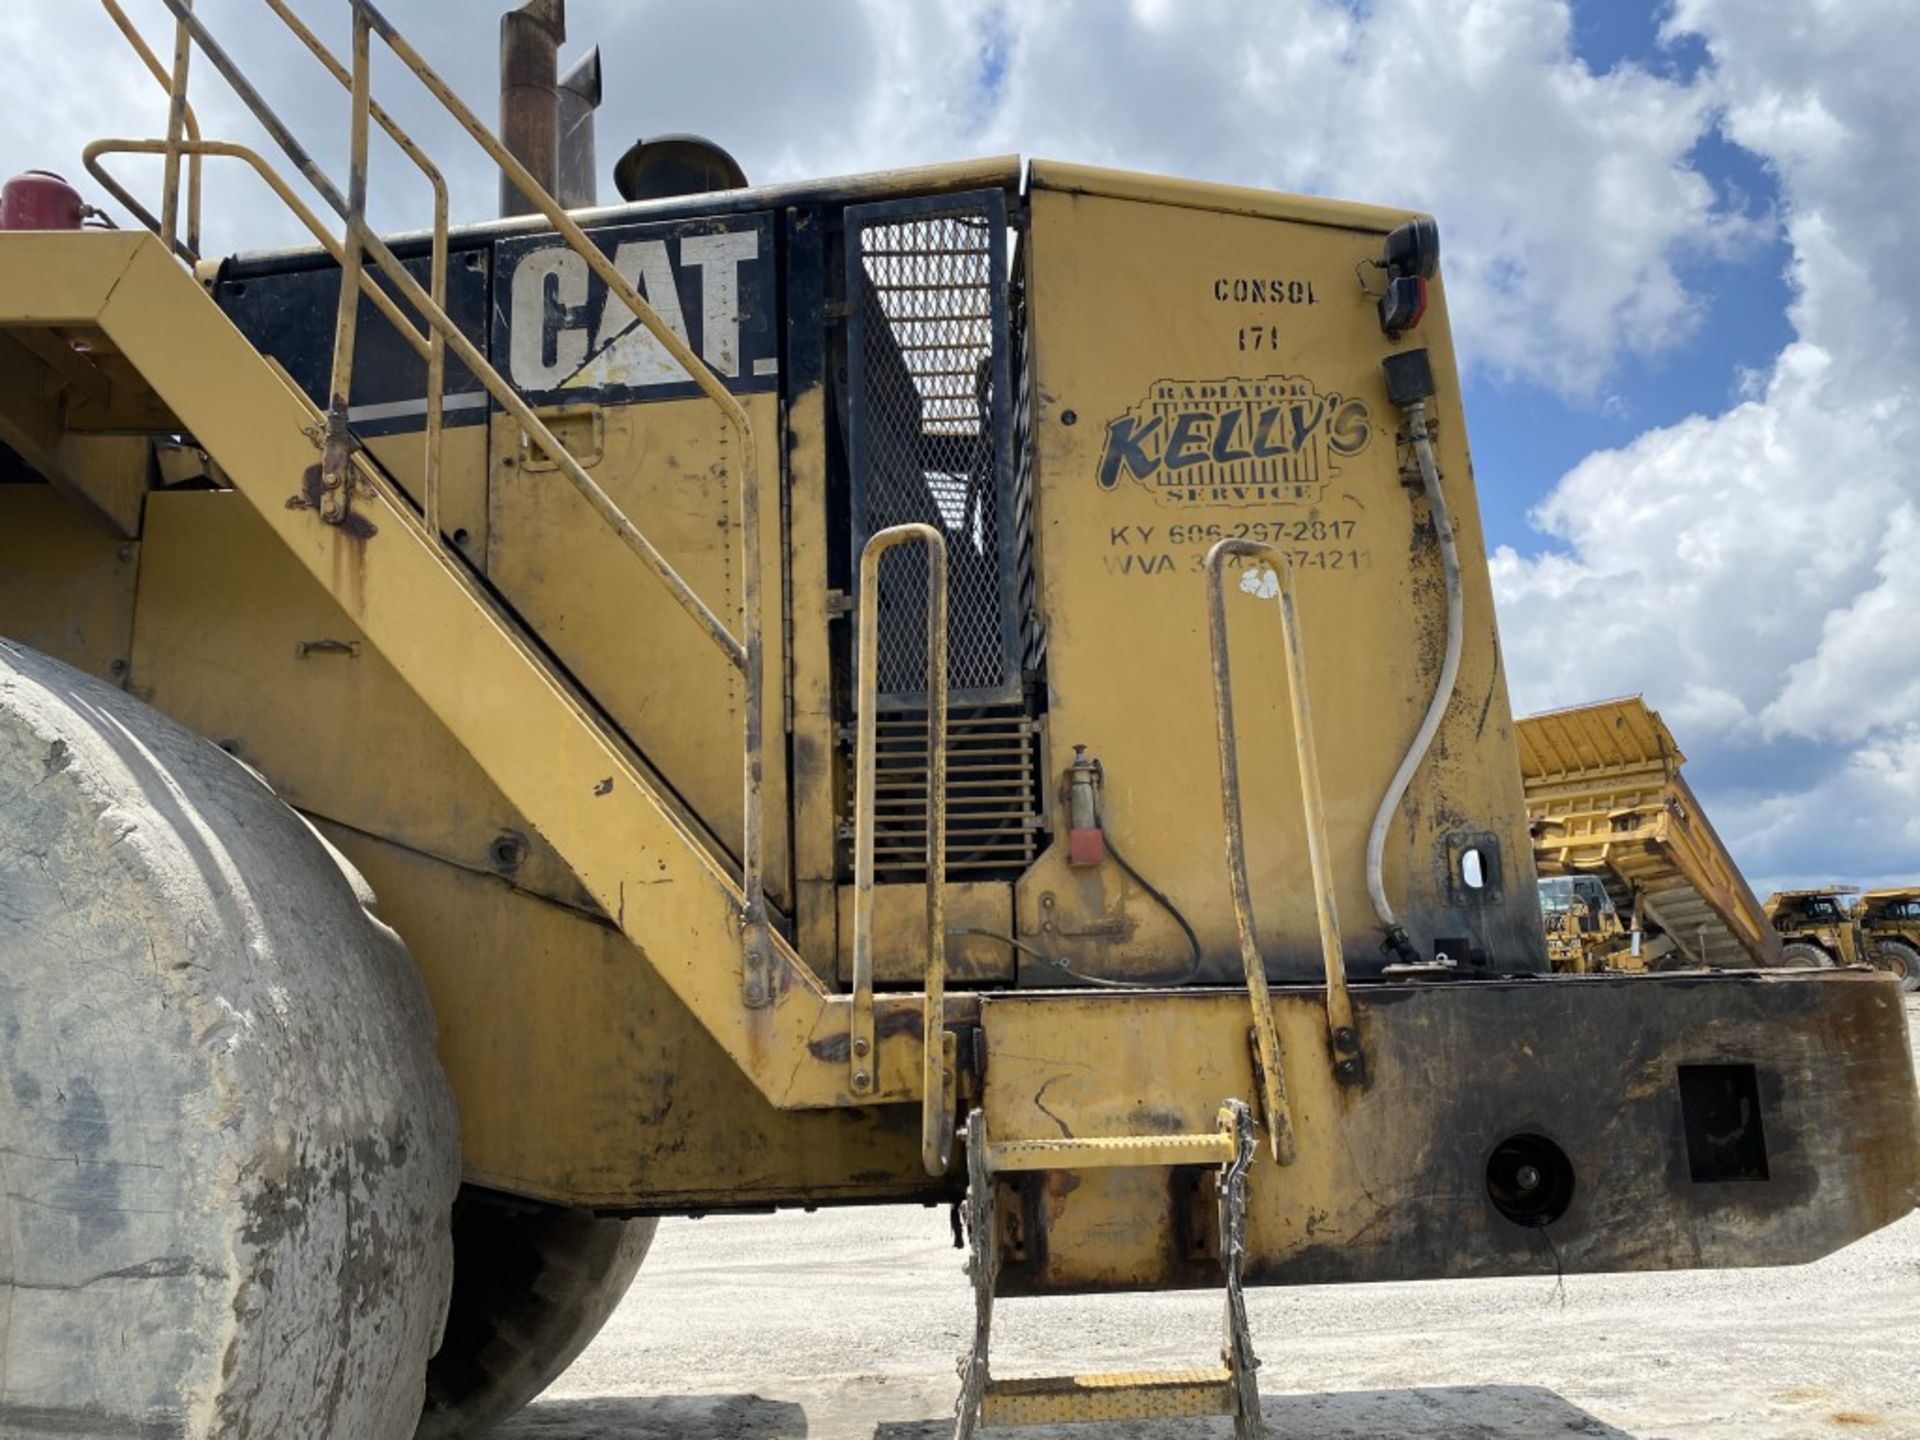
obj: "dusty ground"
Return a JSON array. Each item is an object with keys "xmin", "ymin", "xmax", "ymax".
[{"xmin": 500, "ymin": 999, "xmax": 1920, "ymax": 1440}]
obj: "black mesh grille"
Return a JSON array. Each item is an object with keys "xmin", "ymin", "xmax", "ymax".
[{"xmin": 847, "ymin": 191, "xmax": 1017, "ymax": 703}]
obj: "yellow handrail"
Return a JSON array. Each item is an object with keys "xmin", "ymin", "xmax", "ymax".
[
  {"xmin": 1203, "ymin": 538, "xmax": 1369, "ymax": 1158},
  {"xmin": 83, "ymin": 139, "xmax": 433, "ymax": 370},
  {"xmin": 263, "ymin": 0, "xmax": 450, "ymax": 534},
  {"xmin": 98, "ymin": 0, "xmax": 201, "ymax": 256},
  {"xmin": 99, "ymin": 0, "xmax": 776, "ymax": 975},
  {"xmin": 847, "ymin": 525, "xmax": 953, "ymax": 1172}
]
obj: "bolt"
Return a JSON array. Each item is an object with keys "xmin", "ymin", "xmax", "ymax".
[
  {"xmin": 1516, "ymin": 1164, "xmax": 1542, "ymax": 1192},
  {"xmin": 853, "ymin": 1070, "xmax": 871, "ymax": 1091},
  {"xmin": 1060, "ymin": 409, "xmax": 1078, "ymax": 426},
  {"xmin": 852, "ymin": 1037, "xmax": 870, "ymax": 1058},
  {"xmin": 1335, "ymin": 1058, "xmax": 1361, "ymax": 1081},
  {"xmin": 1333, "ymin": 1026, "xmax": 1356, "ymax": 1049}
]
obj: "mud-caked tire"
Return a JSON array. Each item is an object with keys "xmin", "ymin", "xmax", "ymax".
[
  {"xmin": 1873, "ymin": 938, "xmax": 1920, "ymax": 993},
  {"xmin": 0, "ymin": 640, "xmax": 462, "ymax": 1439},
  {"xmin": 1780, "ymin": 940, "xmax": 1836, "ymax": 968},
  {"xmin": 417, "ymin": 1188, "xmax": 656, "ymax": 1438}
]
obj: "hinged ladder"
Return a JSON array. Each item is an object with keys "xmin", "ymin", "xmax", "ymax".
[
  {"xmin": 954, "ymin": 1103, "xmax": 1263, "ymax": 1437},
  {"xmin": 942, "ymin": 539, "xmax": 1370, "ymax": 1436}
]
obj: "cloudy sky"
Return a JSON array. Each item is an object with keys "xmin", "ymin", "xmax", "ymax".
[{"xmin": 5, "ymin": 0, "xmax": 1915, "ymax": 893}]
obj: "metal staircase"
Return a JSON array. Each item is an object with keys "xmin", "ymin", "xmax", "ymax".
[{"xmin": 19, "ymin": 0, "xmax": 938, "ymax": 1115}]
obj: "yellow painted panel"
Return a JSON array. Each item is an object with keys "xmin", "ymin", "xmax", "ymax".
[
  {"xmin": 0, "ymin": 485, "xmax": 138, "ymax": 681},
  {"xmin": 487, "ymin": 394, "xmax": 791, "ymax": 908},
  {"xmin": 836, "ymin": 880, "xmax": 1014, "ymax": 984},
  {"xmin": 1030, "ymin": 158, "xmax": 1418, "ymax": 234},
  {"xmin": 129, "ymin": 489, "xmax": 591, "ymax": 910},
  {"xmin": 1017, "ymin": 187, "xmax": 1541, "ymax": 977},
  {"xmin": 0, "ymin": 232, "xmax": 145, "ymax": 325},
  {"xmin": 366, "ymin": 423, "xmax": 491, "ymax": 564},
  {"xmin": 322, "ymin": 824, "xmax": 935, "ymax": 1208}
]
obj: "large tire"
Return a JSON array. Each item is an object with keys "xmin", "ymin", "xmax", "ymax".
[
  {"xmin": 418, "ymin": 1188, "xmax": 656, "ymax": 1438},
  {"xmin": 1873, "ymin": 938, "xmax": 1920, "ymax": 993},
  {"xmin": 0, "ymin": 640, "xmax": 461, "ymax": 1438},
  {"xmin": 1780, "ymin": 940, "xmax": 1837, "ymax": 968}
]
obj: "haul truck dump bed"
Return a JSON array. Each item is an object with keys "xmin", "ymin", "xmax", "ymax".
[
  {"xmin": 1519, "ymin": 696, "xmax": 1783, "ymax": 971},
  {"xmin": 0, "ymin": 4, "xmax": 1914, "ymax": 1438}
]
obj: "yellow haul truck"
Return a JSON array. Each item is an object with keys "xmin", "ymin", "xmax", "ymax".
[
  {"xmin": 1766, "ymin": 888, "xmax": 1871, "ymax": 971},
  {"xmin": 1859, "ymin": 888, "xmax": 1920, "ymax": 991},
  {"xmin": 1518, "ymin": 697, "xmax": 1783, "ymax": 973},
  {"xmin": 1, "ymin": 4, "xmax": 1916, "ymax": 1437}
]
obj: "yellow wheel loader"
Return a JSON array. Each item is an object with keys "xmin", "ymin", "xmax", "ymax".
[{"xmin": 1, "ymin": 4, "xmax": 1915, "ymax": 1437}]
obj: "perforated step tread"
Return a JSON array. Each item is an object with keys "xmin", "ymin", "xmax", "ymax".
[
  {"xmin": 982, "ymin": 1367, "xmax": 1236, "ymax": 1424},
  {"xmin": 985, "ymin": 1131, "xmax": 1238, "ymax": 1173}
]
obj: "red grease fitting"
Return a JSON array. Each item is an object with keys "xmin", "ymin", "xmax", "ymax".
[{"xmin": 2, "ymin": 171, "xmax": 85, "ymax": 231}]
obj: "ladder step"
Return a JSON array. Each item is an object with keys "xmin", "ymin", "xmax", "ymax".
[
  {"xmin": 985, "ymin": 1131, "xmax": 1238, "ymax": 1173},
  {"xmin": 982, "ymin": 1368, "xmax": 1236, "ymax": 1425}
]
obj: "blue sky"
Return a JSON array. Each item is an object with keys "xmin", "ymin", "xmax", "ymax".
[{"xmin": 1468, "ymin": 1, "xmax": 1793, "ymax": 553}]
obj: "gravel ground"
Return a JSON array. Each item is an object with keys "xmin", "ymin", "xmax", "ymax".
[{"xmin": 500, "ymin": 997, "xmax": 1920, "ymax": 1440}]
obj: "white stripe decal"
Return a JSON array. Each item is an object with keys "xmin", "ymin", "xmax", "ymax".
[{"xmin": 347, "ymin": 392, "xmax": 491, "ymax": 423}]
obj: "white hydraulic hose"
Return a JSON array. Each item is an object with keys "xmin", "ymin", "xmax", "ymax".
[{"xmin": 1366, "ymin": 399, "xmax": 1464, "ymax": 946}]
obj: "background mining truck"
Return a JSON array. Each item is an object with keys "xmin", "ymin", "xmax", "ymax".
[
  {"xmin": 1858, "ymin": 888, "xmax": 1920, "ymax": 991},
  {"xmin": 1766, "ymin": 887, "xmax": 1871, "ymax": 971},
  {"xmin": 1518, "ymin": 696, "xmax": 1783, "ymax": 973},
  {"xmin": 1537, "ymin": 873, "xmax": 1632, "ymax": 973},
  {"xmin": 1, "ymin": 4, "xmax": 1916, "ymax": 1437}
]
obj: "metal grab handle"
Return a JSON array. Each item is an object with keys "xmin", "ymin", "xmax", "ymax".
[
  {"xmin": 847, "ymin": 525, "xmax": 953, "ymax": 1174},
  {"xmin": 1205, "ymin": 540, "xmax": 1367, "ymax": 1157}
]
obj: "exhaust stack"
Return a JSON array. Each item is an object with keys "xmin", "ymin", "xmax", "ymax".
[
  {"xmin": 557, "ymin": 47, "xmax": 602, "ymax": 210},
  {"xmin": 498, "ymin": 0, "xmax": 565, "ymax": 218}
]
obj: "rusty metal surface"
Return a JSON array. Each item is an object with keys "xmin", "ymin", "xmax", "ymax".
[{"xmin": 980, "ymin": 971, "xmax": 1920, "ymax": 1295}]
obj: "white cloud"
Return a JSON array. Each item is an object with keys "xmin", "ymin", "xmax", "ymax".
[
  {"xmin": 965, "ymin": 0, "xmax": 1750, "ymax": 394},
  {"xmin": 1494, "ymin": 0, "xmax": 1920, "ymax": 886},
  {"xmin": 3, "ymin": 0, "xmax": 1744, "ymax": 398}
]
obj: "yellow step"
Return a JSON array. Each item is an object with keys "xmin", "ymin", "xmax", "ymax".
[
  {"xmin": 982, "ymin": 1368, "xmax": 1236, "ymax": 1425},
  {"xmin": 985, "ymin": 1130, "xmax": 1239, "ymax": 1173}
]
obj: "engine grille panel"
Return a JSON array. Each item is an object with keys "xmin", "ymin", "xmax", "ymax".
[
  {"xmin": 841, "ymin": 704, "xmax": 1044, "ymax": 884},
  {"xmin": 846, "ymin": 189, "xmax": 1020, "ymax": 705}
]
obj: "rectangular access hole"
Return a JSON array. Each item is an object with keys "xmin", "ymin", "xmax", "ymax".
[{"xmin": 1678, "ymin": 1063, "xmax": 1770, "ymax": 1183}]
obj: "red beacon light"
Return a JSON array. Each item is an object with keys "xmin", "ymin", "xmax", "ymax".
[
  {"xmin": 1, "ymin": 171, "xmax": 88, "ymax": 232},
  {"xmin": 1377, "ymin": 216, "xmax": 1439, "ymax": 338}
]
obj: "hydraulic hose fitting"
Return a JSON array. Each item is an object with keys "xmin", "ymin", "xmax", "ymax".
[{"xmin": 1365, "ymin": 347, "xmax": 1465, "ymax": 947}]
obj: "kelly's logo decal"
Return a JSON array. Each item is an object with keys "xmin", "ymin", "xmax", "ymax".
[{"xmin": 1096, "ymin": 376, "xmax": 1372, "ymax": 506}]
